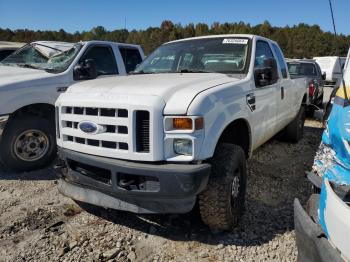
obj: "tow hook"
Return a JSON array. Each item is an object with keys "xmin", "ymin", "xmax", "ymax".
[{"xmin": 118, "ymin": 179, "xmax": 136, "ymax": 188}]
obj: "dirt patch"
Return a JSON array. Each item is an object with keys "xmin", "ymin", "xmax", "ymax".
[{"xmin": 0, "ymin": 119, "xmax": 323, "ymax": 262}]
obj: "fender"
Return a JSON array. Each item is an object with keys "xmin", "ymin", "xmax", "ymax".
[{"xmin": 187, "ymin": 80, "xmax": 253, "ymax": 160}]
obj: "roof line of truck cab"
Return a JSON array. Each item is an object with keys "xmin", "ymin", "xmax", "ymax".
[
  {"xmin": 165, "ymin": 34, "xmax": 278, "ymax": 46},
  {"xmin": 30, "ymin": 40, "xmax": 143, "ymax": 49}
]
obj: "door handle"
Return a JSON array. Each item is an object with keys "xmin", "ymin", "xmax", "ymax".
[
  {"xmin": 281, "ymin": 87, "xmax": 284, "ymax": 100},
  {"xmin": 57, "ymin": 86, "xmax": 68, "ymax": 93},
  {"xmin": 246, "ymin": 93, "xmax": 256, "ymax": 111}
]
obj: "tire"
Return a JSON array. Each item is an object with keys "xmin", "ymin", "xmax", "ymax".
[
  {"xmin": 199, "ymin": 143, "xmax": 247, "ymax": 231},
  {"xmin": 0, "ymin": 116, "xmax": 56, "ymax": 171},
  {"xmin": 283, "ymin": 106, "xmax": 306, "ymax": 143},
  {"xmin": 317, "ymin": 94, "xmax": 324, "ymax": 107},
  {"xmin": 306, "ymin": 106, "xmax": 315, "ymax": 118}
]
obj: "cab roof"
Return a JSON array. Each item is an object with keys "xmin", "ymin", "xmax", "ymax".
[
  {"xmin": 165, "ymin": 34, "xmax": 276, "ymax": 45},
  {"xmin": 32, "ymin": 40, "xmax": 141, "ymax": 49}
]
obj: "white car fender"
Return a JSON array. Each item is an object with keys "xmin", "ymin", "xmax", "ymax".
[{"xmin": 187, "ymin": 80, "xmax": 252, "ymax": 160}]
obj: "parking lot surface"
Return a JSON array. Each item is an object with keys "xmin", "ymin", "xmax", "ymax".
[{"xmin": 0, "ymin": 119, "xmax": 322, "ymax": 262}]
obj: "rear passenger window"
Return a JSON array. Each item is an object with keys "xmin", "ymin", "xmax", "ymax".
[
  {"xmin": 272, "ymin": 44, "xmax": 288, "ymax": 78},
  {"xmin": 80, "ymin": 45, "xmax": 118, "ymax": 75},
  {"xmin": 299, "ymin": 63, "xmax": 317, "ymax": 76},
  {"xmin": 119, "ymin": 47, "xmax": 142, "ymax": 73}
]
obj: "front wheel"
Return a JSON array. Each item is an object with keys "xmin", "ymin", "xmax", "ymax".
[
  {"xmin": 0, "ymin": 116, "xmax": 56, "ymax": 171},
  {"xmin": 198, "ymin": 143, "xmax": 247, "ymax": 231}
]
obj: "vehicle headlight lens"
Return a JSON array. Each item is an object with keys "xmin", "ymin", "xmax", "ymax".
[{"xmin": 173, "ymin": 139, "xmax": 192, "ymax": 156}]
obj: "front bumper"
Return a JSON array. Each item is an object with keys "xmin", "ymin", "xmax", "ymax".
[
  {"xmin": 294, "ymin": 198, "xmax": 344, "ymax": 262},
  {"xmin": 0, "ymin": 115, "xmax": 9, "ymax": 141},
  {"xmin": 57, "ymin": 147, "xmax": 211, "ymax": 214}
]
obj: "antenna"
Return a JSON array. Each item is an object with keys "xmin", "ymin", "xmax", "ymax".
[{"xmin": 328, "ymin": 0, "xmax": 348, "ymax": 101}]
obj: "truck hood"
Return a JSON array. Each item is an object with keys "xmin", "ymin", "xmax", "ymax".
[
  {"xmin": 67, "ymin": 73, "xmax": 242, "ymax": 114},
  {"xmin": 0, "ymin": 65, "xmax": 61, "ymax": 88}
]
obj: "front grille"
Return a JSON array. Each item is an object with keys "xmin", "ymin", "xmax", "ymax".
[
  {"xmin": 63, "ymin": 107, "xmax": 128, "ymax": 118},
  {"xmin": 60, "ymin": 106, "xmax": 150, "ymax": 156},
  {"xmin": 136, "ymin": 111, "xmax": 150, "ymax": 153},
  {"xmin": 62, "ymin": 120, "xmax": 127, "ymax": 134}
]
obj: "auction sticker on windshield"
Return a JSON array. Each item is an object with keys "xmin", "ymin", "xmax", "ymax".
[{"xmin": 222, "ymin": 39, "xmax": 248, "ymax": 44}]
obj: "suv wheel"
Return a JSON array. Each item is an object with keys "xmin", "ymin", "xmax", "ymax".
[
  {"xmin": 199, "ymin": 143, "xmax": 247, "ymax": 231},
  {"xmin": 0, "ymin": 116, "xmax": 56, "ymax": 171}
]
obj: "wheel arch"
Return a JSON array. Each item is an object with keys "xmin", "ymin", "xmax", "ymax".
[
  {"xmin": 9, "ymin": 103, "xmax": 55, "ymax": 122},
  {"xmin": 216, "ymin": 118, "xmax": 252, "ymax": 159}
]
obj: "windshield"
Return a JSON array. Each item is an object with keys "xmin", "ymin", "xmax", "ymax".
[
  {"xmin": 0, "ymin": 42, "xmax": 83, "ymax": 73},
  {"xmin": 288, "ymin": 63, "xmax": 318, "ymax": 77},
  {"xmin": 134, "ymin": 37, "xmax": 250, "ymax": 74}
]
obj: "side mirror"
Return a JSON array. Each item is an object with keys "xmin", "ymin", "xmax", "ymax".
[
  {"xmin": 322, "ymin": 72, "xmax": 326, "ymax": 80},
  {"xmin": 254, "ymin": 58, "xmax": 278, "ymax": 87},
  {"xmin": 74, "ymin": 59, "xmax": 98, "ymax": 81}
]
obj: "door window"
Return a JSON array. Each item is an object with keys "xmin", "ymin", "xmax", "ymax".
[
  {"xmin": 254, "ymin": 41, "xmax": 278, "ymax": 86},
  {"xmin": 255, "ymin": 41, "xmax": 274, "ymax": 67},
  {"xmin": 79, "ymin": 45, "xmax": 118, "ymax": 75},
  {"xmin": 119, "ymin": 47, "xmax": 142, "ymax": 73}
]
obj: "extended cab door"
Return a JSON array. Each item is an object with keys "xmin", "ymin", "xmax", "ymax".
[
  {"xmin": 252, "ymin": 40, "xmax": 280, "ymax": 146},
  {"xmin": 271, "ymin": 43, "xmax": 293, "ymax": 130}
]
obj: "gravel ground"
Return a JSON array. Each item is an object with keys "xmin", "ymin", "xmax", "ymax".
[{"xmin": 0, "ymin": 119, "xmax": 323, "ymax": 262}]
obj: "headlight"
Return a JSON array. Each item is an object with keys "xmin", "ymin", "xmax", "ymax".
[{"xmin": 173, "ymin": 139, "xmax": 192, "ymax": 156}]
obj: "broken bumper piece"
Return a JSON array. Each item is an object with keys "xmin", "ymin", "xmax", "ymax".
[
  {"xmin": 294, "ymin": 198, "xmax": 344, "ymax": 262},
  {"xmin": 318, "ymin": 179, "xmax": 350, "ymax": 261}
]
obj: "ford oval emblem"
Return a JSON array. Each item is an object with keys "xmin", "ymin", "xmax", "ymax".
[{"xmin": 78, "ymin": 121, "xmax": 98, "ymax": 134}]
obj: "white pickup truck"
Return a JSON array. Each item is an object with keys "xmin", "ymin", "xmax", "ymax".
[
  {"xmin": 0, "ymin": 40, "xmax": 144, "ymax": 171},
  {"xmin": 55, "ymin": 34, "xmax": 307, "ymax": 230}
]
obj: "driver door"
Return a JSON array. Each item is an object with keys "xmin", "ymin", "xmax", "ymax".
[{"xmin": 251, "ymin": 40, "xmax": 280, "ymax": 146}]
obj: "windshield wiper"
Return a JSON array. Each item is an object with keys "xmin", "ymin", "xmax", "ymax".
[
  {"xmin": 18, "ymin": 63, "xmax": 41, "ymax": 70},
  {"xmin": 44, "ymin": 68, "xmax": 60, "ymax": 73},
  {"xmin": 179, "ymin": 69, "xmax": 212, "ymax": 73},
  {"xmin": 130, "ymin": 70, "xmax": 157, "ymax": 75}
]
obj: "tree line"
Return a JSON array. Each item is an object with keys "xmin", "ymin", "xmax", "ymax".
[{"xmin": 0, "ymin": 20, "xmax": 349, "ymax": 58}]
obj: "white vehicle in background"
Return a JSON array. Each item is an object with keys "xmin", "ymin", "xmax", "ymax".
[
  {"xmin": 55, "ymin": 34, "xmax": 307, "ymax": 230},
  {"xmin": 313, "ymin": 56, "xmax": 346, "ymax": 87},
  {"xmin": 314, "ymin": 56, "xmax": 346, "ymax": 109},
  {"xmin": 0, "ymin": 41, "xmax": 144, "ymax": 171},
  {"xmin": 0, "ymin": 41, "xmax": 25, "ymax": 61}
]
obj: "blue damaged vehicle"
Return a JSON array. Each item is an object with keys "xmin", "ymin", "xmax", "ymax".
[{"xmin": 294, "ymin": 53, "xmax": 350, "ymax": 262}]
